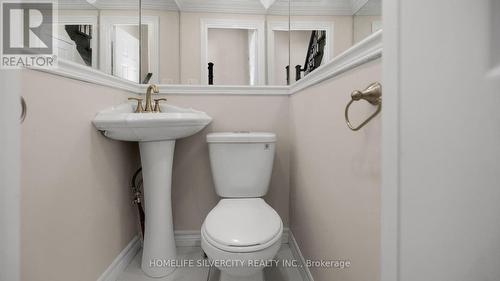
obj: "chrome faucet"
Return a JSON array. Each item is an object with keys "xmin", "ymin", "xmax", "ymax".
[{"xmin": 144, "ymin": 84, "xmax": 159, "ymax": 112}]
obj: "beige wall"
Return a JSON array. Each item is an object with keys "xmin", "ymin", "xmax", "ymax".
[
  {"xmin": 180, "ymin": 13, "xmax": 352, "ymax": 85},
  {"xmin": 290, "ymin": 30, "xmax": 311, "ymax": 81},
  {"xmin": 20, "ymin": 72, "xmax": 291, "ymax": 280},
  {"xmin": 141, "ymin": 24, "xmax": 150, "ymax": 80},
  {"xmin": 266, "ymin": 14, "xmax": 290, "ymax": 86},
  {"xmin": 20, "ymin": 70, "xmax": 140, "ymax": 281},
  {"xmin": 207, "ymin": 29, "xmax": 250, "ymax": 85},
  {"xmin": 283, "ymin": 15, "xmax": 353, "ymax": 84},
  {"xmin": 289, "ymin": 60, "xmax": 381, "ymax": 281},
  {"xmin": 274, "ymin": 30, "xmax": 290, "ymax": 85},
  {"xmin": 180, "ymin": 12, "xmax": 266, "ymax": 85},
  {"xmin": 143, "ymin": 9, "xmax": 180, "ymax": 84},
  {"xmin": 20, "ymin": 53, "xmax": 379, "ymax": 281},
  {"xmin": 161, "ymin": 95, "xmax": 290, "ymax": 229},
  {"xmin": 274, "ymin": 29, "xmax": 322, "ymax": 85},
  {"xmin": 290, "ymin": 15, "xmax": 354, "ymax": 59},
  {"xmin": 353, "ymin": 15, "xmax": 382, "ymax": 43}
]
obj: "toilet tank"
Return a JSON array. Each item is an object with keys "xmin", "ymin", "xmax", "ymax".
[{"xmin": 207, "ymin": 132, "xmax": 276, "ymax": 198}]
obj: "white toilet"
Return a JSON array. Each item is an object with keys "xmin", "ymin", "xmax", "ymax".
[{"xmin": 201, "ymin": 132, "xmax": 283, "ymax": 281}]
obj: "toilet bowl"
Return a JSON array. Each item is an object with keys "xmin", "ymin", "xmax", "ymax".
[
  {"xmin": 202, "ymin": 198, "xmax": 282, "ymax": 281},
  {"xmin": 202, "ymin": 132, "xmax": 282, "ymax": 281}
]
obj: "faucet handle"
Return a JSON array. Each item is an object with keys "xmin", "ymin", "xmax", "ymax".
[
  {"xmin": 153, "ymin": 98, "xmax": 167, "ymax": 113},
  {"xmin": 128, "ymin": 97, "xmax": 144, "ymax": 113}
]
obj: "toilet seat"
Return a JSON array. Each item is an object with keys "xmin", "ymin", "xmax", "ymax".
[{"xmin": 202, "ymin": 198, "xmax": 283, "ymax": 253}]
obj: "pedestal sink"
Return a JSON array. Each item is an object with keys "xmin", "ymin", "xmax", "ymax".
[{"xmin": 93, "ymin": 102, "xmax": 212, "ymax": 277}]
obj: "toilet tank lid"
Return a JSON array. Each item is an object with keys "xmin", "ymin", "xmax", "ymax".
[{"xmin": 207, "ymin": 132, "xmax": 276, "ymax": 143}]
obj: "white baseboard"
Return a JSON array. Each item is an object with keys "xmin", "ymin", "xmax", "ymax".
[
  {"xmin": 288, "ymin": 231, "xmax": 315, "ymax": 281},
  {"xmin": 97, "ymin": 236, "xmax": 141, "ymax": 281},
  {"xmin": 97, "ymin": 228, "xmax": 307, "ymax": 281},
  {"xmin": 281, "ymin": 227, "xmax": 290, "ymax": 244},
  {"xmin": 174, "ymin": 230, "xmax": 202, "ymax": 247},
  {"xmin": 96, "ymin": 231, "xmax": 200, "ymax": 281}
]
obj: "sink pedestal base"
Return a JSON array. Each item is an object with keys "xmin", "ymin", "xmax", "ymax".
[{"xmin": 139, "ymin": 140, "xmax": 177, "ymax": 277}]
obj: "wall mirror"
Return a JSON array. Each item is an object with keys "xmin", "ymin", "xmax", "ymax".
[
  {"xmin": 56, "ymin": 0, "xmax": 141, "ymax": 82},
  {"xmin": 353, "ymin": 0, "xmax": 382, "ymax": 44},
  {"xmin": 139, "ymin": 0, "xmax": 291, "ymax": 86},
  {"xmin": 54, "ymin": 0, "xmax": 381, "ymax": 88},
  {"xmin": 290, "ymin": 0, "xmax": 382, "ymax": 83}
]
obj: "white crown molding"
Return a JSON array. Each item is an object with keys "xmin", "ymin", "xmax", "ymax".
[
  {"xmin": 141, "ymin": 1, "xmax": 179, "ymax": 11},
  {"xmin": 173, "ymin": 0, "xmax": 355, "ymax": 15},
  {"xmin": 60, "ymin": 0, "xmax": 377, "ymax": 15},
  {"xmin": 174, "ymin": 0, "xmax": 272, "ymax": 15},
  {"xmin": 58, "ymin": 2, "xmax": 99, "ymax": 10},
  {"xmin": 354, "ymin": 0, "xmax": 382, "ymax": 15},
  {"xmin": 173, "ymin": 0, "xmax": 184, "ymax": 11},
  {"xmin": 289, "ymin": 29, "xmax": 382, "ymax": 95},
  {"xmin": 36, "ymin": 30, "xmax": 381, "ymax": 96},
  {"xmin": 180, "ymin": 5, "xmax": 267, "ymax": 15},
  {"xmin": 94, "ymin": 1, "xmax": 148, "ymax": 11},
  {"xmin": 289, "ymin": 3, "xmax": 352, "ymax": 16},
  {"xmin": 59, "ymin": 0, "xmax": 178, "ymax": 11},
  {"xmin": 350, "ymin": 0, "xmax": 370, "ymax": 14}
]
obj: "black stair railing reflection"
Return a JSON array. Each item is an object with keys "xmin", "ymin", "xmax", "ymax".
[
  {"xmin": 208, "ymin": 62, "xmax": 214, "ymax": 85},
  {"xmin": 286, "ymin": 65, "xmax": 290, "ymax": 85},
  {"xmin": 295, "ymin": 30, "xmax": 326, "ymax": 81},
  {"xmin": 65, "ymin": 25, "xmax": 93, "ymax": 66}
]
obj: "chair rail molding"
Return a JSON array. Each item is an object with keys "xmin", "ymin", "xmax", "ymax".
[
  {"xmin": 151, "ymin": 84, "xmax": 290, "ymax": 95},
  {"xmin": 36, "ymin": 59, "xmax": 141, "ymax": 93}
]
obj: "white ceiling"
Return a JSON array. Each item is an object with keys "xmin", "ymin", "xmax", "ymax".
[
  {"xmin": 58, "ymin": 0, "xmax": 380, "ymax": 16},
  {"xmin": 354, "ymin": 0, "xmax": 381, "ymax": 15}
]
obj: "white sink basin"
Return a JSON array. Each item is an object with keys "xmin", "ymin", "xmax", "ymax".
[
  {"xmin": 93, "ymin": 101, "xmax": 211, "ymax": 278},
  {"xmin": 93, "ymin": 102, "xmax": 212, "ymax": 141}
]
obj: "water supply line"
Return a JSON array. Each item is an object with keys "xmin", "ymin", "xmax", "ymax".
[{"xmin": 131, "ymin": 167, "xmax": 145, "ymax": 244}]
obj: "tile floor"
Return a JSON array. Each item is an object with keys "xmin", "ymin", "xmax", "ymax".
[{"xmin": 118, "ymin": 244, "xmax": 304, "ymax": 281}]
